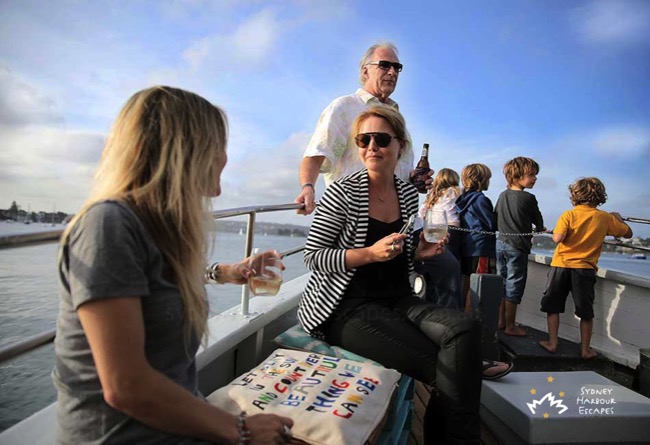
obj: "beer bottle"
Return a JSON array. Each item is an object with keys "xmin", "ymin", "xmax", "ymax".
[{"xmin": 412, "ymin": 143, "xmax": 430, "ymax": 193}]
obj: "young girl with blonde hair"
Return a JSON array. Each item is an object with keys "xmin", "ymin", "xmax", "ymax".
[{"xmin": 419, "ymin": 168, "xmax": 462, "ymax": 259}]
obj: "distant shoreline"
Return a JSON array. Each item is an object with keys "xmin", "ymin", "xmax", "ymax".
[
  {"xmin": 1, "ymin": 218, "xmax": 310, "ymax": 238},
  {"xmin": 212, "ymin": 220, "xmax": 308, "ymax": 237}
]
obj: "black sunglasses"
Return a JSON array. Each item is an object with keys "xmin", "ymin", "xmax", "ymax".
[
  {"xmin": 354, "ymin": 132, "xmax": 399, "ymax": 149},
  {"xmin": 365, "ymin": 60, "xmax": 403, "ymax": 72}
]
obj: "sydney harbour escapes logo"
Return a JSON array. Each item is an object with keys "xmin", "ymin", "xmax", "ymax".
[{"xmin": 526, "ymin": 375, "xmax": 617, "ymax": 418}]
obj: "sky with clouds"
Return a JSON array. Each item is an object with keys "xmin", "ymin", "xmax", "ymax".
[{"xmin": 1, "ymin": 0, "xmax": 649, "ymax": 237}]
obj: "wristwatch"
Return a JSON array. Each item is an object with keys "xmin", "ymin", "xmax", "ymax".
[{"xmin": 205, "ymin": 262, "xmax": 221, "ymax": 282}]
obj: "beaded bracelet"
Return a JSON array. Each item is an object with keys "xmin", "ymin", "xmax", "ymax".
[
  {"xmin": 301, "ymin": 183, "xmax": 314, "ymax": 191},
  {"xmin": 236, "ymin": 411, "xmax": 251, "ymax": 445}
]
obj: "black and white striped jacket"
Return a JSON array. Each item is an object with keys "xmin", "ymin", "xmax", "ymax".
[{"xmin": 297, "ymin": 169, "xmax": 420, "ymax": 338}]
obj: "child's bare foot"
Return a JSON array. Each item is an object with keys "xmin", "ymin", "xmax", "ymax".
[
  {"xmin": 582, "ymin": 348, "xmax": 598, "ymax": 360},
  {"xmin": 539, "ymin": 340, "xmax": 557, "ymax": 353},
  {"xmin": 504, "ymin": 326, "xmax": 527, "ymax": 336},
  {"xmin": 498, "ymin": 320, "xmax": 505, "ymax": 330}
]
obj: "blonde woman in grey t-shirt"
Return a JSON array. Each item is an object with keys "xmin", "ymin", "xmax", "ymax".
[{"xmin": 54, "ymin": 86, "xmax": 293, "ymax": 445}]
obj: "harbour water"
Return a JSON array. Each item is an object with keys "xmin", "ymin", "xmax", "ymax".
[
  {"xmin": 532, "ymin": 248, "xmax": 650, "ymax": 278},
  {"xmin": 1, "ymin": 223, "xmax": 648, "ymax": 432},
  {"xmin": 0, "ymin": 222, "xmax": 308, "ymax": 432}
]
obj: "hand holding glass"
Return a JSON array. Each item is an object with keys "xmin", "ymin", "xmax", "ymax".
[
  {"xmin": 423, "ymin": 209, "xmax": 448, "ymax": 243},
  {"xmin": 248, "ymin": 249, "xmax": 283, "ymax": 296}
]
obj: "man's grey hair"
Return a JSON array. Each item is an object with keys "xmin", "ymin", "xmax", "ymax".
[{"xmin": 358, "ymin": 42, "xmax": 399, "ymax": 85}]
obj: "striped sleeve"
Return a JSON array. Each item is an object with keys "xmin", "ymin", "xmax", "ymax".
[
  {"xmin": 303, "ymin": 181, "xmax": 351, "ymax": 273},
  {"xmin": 298, "ymin": 171, "xmax": 418, "ymax": 336}
]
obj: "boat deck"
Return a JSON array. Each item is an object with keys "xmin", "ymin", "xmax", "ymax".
[
  {"xmin": 497, "ymin": 325, "xmax": 636, "ymax": 388},
  {"xmin": 408, "ymin": 382, "xmax": 503, "ymax": 445},
  {"xmin": 405, "ymin": 324, "xmax": 638, "ymax": 445}
]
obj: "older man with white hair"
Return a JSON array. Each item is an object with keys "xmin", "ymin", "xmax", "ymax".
[{"xmin": 295, "ymin": 42, "xmax": 422, "ymax": 215}]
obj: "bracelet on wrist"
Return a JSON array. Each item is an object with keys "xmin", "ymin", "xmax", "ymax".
[
  {"xmin": 236, "ymin": 411, "xmax": 251, "ymax": 445},
  {"xmin": 301, "ymin": 183, "xmax": 314, "ymax": 191},
  {"xmin": 205, "ymin": 262, "xmax": 221, "ymax": 283}
]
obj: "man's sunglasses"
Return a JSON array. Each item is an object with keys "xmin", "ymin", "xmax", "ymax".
[
  {"xmin": 355, "ymin": 132, "xmax": 399, "ymax": 149},
  {"xmin": 365, "ymin": 60, "xmax": 403, "ymax": 72}
]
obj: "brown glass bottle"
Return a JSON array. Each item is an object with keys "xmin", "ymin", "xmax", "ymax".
[{"xmin": 412, "ymin": 143, "xmax": 430, "ymax": 193}]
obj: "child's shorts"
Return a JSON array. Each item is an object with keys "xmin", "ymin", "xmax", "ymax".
[
  {"xmin": 540, "ymin": 266, "xmax": 597, "ymax": 320},
  {"xmin": 461, "ymin": 256, "xmax": 495, "ymax": 276}
]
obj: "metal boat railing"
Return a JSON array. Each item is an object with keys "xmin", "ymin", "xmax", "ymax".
[
  {"xmin": 0, "ymin": 202, "xmax": 306, "ymax": 365},
  {"xmin": 604, "ymin": 215, "xmax": 650, "ymax": 253},
  {"xmin": 0, "ymin": 229, "xmax": 64, "ymax": 250},
  {"xmin": 2, "ymin": 210, "xmax": 648, "ymax": 364}
]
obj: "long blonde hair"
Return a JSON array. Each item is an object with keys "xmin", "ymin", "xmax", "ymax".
[
  {"xmin": 63, "ymin": 86, "xmax": 228, "ymax": 342},
  {"xmin": 423, "ymin": 168, "xmax": 460, "ymax": 208}
]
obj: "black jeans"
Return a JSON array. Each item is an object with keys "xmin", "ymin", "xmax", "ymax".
[
  {"xmin": 322, "ymin": 296, "xmax": 482, "ymax": 445},
  {"xmin": 416, "ymin": 249, "xmax": 463, "ymax": 310}
]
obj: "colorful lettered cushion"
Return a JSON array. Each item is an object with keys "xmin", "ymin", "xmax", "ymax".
[{"xmin": 207, "ymin": 348, "xmax": 400, "ymax": 445}]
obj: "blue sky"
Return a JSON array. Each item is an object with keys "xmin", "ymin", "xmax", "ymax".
[{"xmin": 1, "ymin": 0, "xmax": 649, "ymax": 237}]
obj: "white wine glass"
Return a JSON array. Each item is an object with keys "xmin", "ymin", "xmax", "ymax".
[
  {"xmin": 248, "ymin": 248, "xmax": 283, "ymax": 296},
  {"xmin": 423, "ymin": 208, "xmax": 448, "ymax": 243}
]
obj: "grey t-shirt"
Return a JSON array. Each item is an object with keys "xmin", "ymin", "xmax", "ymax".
[
  {"xmin": 495, "ymin": 189, "xmax": 544, "ymax": 253},
  {"xmin": 53, "ymin": 200, "xmax": 207, "ymax": 444}
]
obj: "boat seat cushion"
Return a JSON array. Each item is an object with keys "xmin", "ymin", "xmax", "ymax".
[
  {"xmin": 207, "ymin": 348, "xmax": 400, "ymax": 445},
  {"xmin": 274, "ymin": 324, "xmax": 380, "ymax": 365},
  {"xmin": 481, "ymin": 370, "xmax": 650, "ymax": 444}
]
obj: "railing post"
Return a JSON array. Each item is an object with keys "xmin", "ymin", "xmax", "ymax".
[{"xmin": 240, "ymin": 212, "xmax": 256, "ymax": 315}]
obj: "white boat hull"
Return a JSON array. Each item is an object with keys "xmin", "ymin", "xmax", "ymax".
[
  {"xmin": 517, "ymin": 254, "xmax": 650, "ymax": 368},
  {"xmin": 3, "ymin": 255, "xmax": 649, "ymax": 443}
]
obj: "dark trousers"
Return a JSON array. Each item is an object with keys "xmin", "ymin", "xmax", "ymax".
[
  {"xmin": 416, "ymin": 249, "xmax": 463, "ymax": 310},
  {"xmin": 322, "ymin": 296, "xmax": 482, "ymax": 445}
]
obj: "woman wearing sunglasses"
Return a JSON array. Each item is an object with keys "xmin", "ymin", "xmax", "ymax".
[{"xmin": 297, "ymin": 106, "xmax": 483, "ymax": 445}]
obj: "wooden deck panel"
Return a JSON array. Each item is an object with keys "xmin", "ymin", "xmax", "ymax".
[
  {"xmin": 517, "ymin": 257, "xmax": 650, "ymax": 368},
  {"xmin": 408, "ymin": 381, "xmax": 502, "ymax": 445},
  {"xmin": 407, "ymin": 381, "xmax": 428, "ymax": 445}
]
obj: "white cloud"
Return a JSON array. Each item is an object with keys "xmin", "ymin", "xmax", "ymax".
[
  {"xmin": 183, "ymin": 37, "xmax": 212, "ymax": 71},
  {"xmin": 571, "ymin": 0, "xmax": 650, "ymax": 45},
  {"xmin": 231, "ymin": 10, "xmax": 278, "ymax": 61},
  {"xmin": 0, "ymin": 69, "xmax": 104, "ymax": 213},
  {"xmin": 217, "ymin": 131, "xmax": 310, "ymax": 209},
  {"xmin": 0, "ymin": 67, "xmax": 63, "ymax": 126},
  {"xmin": 0, "ymin": 125, "xmax": 102, "ymax": 212},
  {"xmin": 592, "ymin": 126, "xmax": 650, "ymax": 157},
  {"xmin": 182, "ymin": 8, "xmax": 281, "ymax": 72},
  {"xmin": 552, "ymin": 125, "xmax": 650, "ymax": 159},
  {"xmin": 290, "ymin": 0, "xmax": 352, "ymax": 23}
]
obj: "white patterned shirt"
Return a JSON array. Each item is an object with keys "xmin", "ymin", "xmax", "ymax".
[
  {"xmin": 418, "ymin": 188, "xmax": 461, "ymax": 225},
  {"xmin": 303, "ymin": 88, "xmax": 414, "ymax": 186}
]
